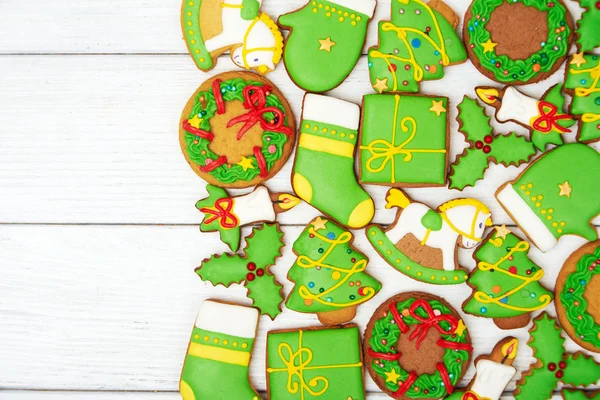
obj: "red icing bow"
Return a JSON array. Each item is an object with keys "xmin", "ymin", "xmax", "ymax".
[
  {"xmin": 227, "ymin": 85, "xmax": 293, "ymax": 140},
  {"xmin": 199, "ymin": 198, "xmax": 238, "ymax": 229},
  {"xmin": 408, "ymin": 300, "xmax": 458, "ymax": 350},
  {"xmin": 462, "ymin": 392, "xmax": 481, "ymax": 400},
  {"xmin": 532, "ymin": 101, "xmax": 572, "ymax": 134}
]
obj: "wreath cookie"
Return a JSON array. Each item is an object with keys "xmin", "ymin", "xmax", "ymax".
[
  {"xmin": 179, "ymin": 71, "xmax": 296, "ymax": 188},
  {"xmin": 555, "ymin": 240, "xmax": 600, "ymax": 353},
  {"xmin": 364, "ymin": 292, "xmax": 472, "ymax": 399},
  {"xmin": 464, "ymin": 0, "xmax": 574, "ymax": 85}
]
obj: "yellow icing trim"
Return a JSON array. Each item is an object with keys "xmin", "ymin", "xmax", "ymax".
[
  {"xmin": 293, "ymin": 173, "xmax": 313, "ymax": 203},
  {"xmin": 582, "ymin": 113, "xmax": 600, "ymax": 123},
  {"xmin": 187, "ymin": 342, "xmax": 251, "ymax": 366},
  {"xmin": 221, "ymin": 3, "xmax": 243, "ymax": 7},
  {"xmin": 240, "ymin": 13, "xmax": 283, "ymax": 72},
  {"xmin": 299, "ymin": 133, "xmax": 354, "ymax": 158},
  {"xmin": 570, "ymin": 58, "xmax": 600, "ymax": 97},
  {"xmin": 180, "ymin": 380, "xmax": 196, "ymax": 400}
]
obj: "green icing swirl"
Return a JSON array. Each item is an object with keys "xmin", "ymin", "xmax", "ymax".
[
  {"xmin": 368, "ymin": 298, "xmax": 470, "ymax": 398},
  {"xmin": 560, "ymin": 246, "xmax": 600, "ymax": 348},
  {"xmin": 184, "ymin": 78, "xmax": 291, "ymax": 184},
  {"xmin": 467, "ymin": 0, "xmax": 570, "ymax": 83}
]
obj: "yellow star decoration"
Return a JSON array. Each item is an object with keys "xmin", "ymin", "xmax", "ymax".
[
  {"xmin": 570, "ymin": 52, "xmax": 587, "ymax": 68},
  {"xmin": 453, "ymin": 319, "xmax": 467, "ymax": 337},
  {"xmin": 429, "ymin": 100, "xmax": 446, "ymax": 116},
  {"xmin": 494, "ymin": 224, "xmax": 512, "ymax": 239},
  {"xmin": 385, "ymin": 369, "xmax": 402, "ymax": 383},
  {"xmin": 236, "ymin": 157, "xmax": 254, "ymax": 171},
  {"xmin": 558, "ymin": 181, "xmax": 572, "ymax": 197},
  {"xmin": 319, "ymin": 37, "xmax": 336, "ymax": 52},
  {"xmin": 373, "ymin": 78, "xmax": 389, "ymax": 94},
  {"xmin": 188, "ymin": 114, "xmax": 203, "ymax": 129},
  {"xmin": 311, "ymin": 216, "xmax": 328, "ymax": 231},
  {"xmin": 481, "ymin": 39, "xmax": 498, "ymax": 54}
]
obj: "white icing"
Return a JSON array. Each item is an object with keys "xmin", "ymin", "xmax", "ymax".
[
  {"xmin": 328, "ymin": 0, "xmax": 376, "ymax": 17},
  {"xmin": 302, "ymin": 93, "xmax": 360, "ymax": 130},
  {"xmin": 233, "ymin": 186, "xmax": 276, "ymax": 225},
  {"xmin": 470, "ymin": 359, "xmax": 517, "ymax": 400},
  {"xmin": 496, "ymin": 86, "xmax": 540, "ymax": 127},
  {"xmin": 195, "ymin": 300, "xmax": 258, "ymax": 338},
  {"xmin": 496, "ymin": 184, "xmax": 557, "ymax": 252}
]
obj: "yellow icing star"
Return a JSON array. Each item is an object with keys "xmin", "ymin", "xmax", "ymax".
[
  {"xmin": 319, "ymin": 37, "xmax": 336, "ymax": 52},
  {"xmin": 558, "ymin": 181, "xmax": 572, "ymax": 197},
  {"xmin": 237, "ymin": 157, "xmax": 254, "ymax": 171},
  {"xmin": 373, "ymin": 78, "xmax": 389, "ymax": 94},
  {"xmin": 311, "ymin": 216, "xmax": 328, "ymax": 231},
  {"xmin": 385, "ymin": 369, "xmax": 401, "ymax": 383},
  {"xmin": 188, "ymin": 114, "xmax": 203, "ymax": 128},
  {"xmin": 570, "ymin": 52, "xmax": 587, "ymax": 68},
  {"xmin": 429, "ymin": 100, "xmax": 446, "ymax": 116},
  {"xmin": 494, "ymin": 224, "xmax": 512, "ymax": 239},
  {"xmin": 453, "ymin": 319, "xmax": 467, "ymax": 337},
  {"xmin": 481, "ymin": 39, "xmax": 498, "ymax": 54}
]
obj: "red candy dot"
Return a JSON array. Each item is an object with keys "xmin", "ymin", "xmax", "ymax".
[
  {"xmin": 526, "ymin": 270, "xmax": 532, "ymax": 275},
  {"xmin": 309, "ymin": 234, "xmax": 315, "ymax": 238},
  {"xmin": 403, "ymin": 81, "xmax": 409, "ymax": 86},
  {"xmin": 484, "ymin": 135, "xmax": 493, "ymax": 144},
  {"xmin": 495, "ymin": 62, "xmax": 501, "ymax": 68},
  {"xmin": 509, "ymin": 266, "xmax": 518, "ymax": 274},
  {"xmin": 351, "ymin": 258, "xmax": 356, "ymax": 263},
  {"xmin": 559, "ymin": 361, "xmax": 567, "ymax": 369},
  {"xmin": 556, "ymin": 370, "xmax": 564, "ymax": 378},
  {"xmin": 247, "ymin": 262, "xmax": 256, "ymax": 271},
  {"xmin": 483, "ymin": 145, "xmax": 492, "ymax": 154},
  {"xmin": 405, "ymin": 64, "xmax": 411, "ymax": 70},
  {"xmin": 256, "ymin": 268, "xmax": 265, "ymax": 277},
  {"xmin": 246, "ymin": 273, "xmax": 255, "ymax": 281},
  {"xmin": 389, "ymin": 64, "xmax": 397, "ymax": 73},
  {"xmin": 548, "ymin": 363, "xmax": 557, "ymax": 371},
  {"xmin": 475, "ymin": 141, "xmax": 484, "ymax": 149},
  {"xmin": 596, "ymin": 1, "xmax": 600, "ymax": 9},
  {"xmin": 358, "ymin": 287, "xmax": 368, "ymax": 296}
]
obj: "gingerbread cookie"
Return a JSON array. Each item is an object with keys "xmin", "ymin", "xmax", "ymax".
[
  {"xmin": 476, "ymin": 84, "xmax": 575, "ymax": 151},
  {"xmin": 464, "ymin": 0, "xmax": 573, "ymax": 85},
  {"xmin": 196, "ymin": 223, "xmax": 285, "ymax": 319},
  {"xmin": 180, "ymin": 71, "xmax": 295, "ymax": 188},
  {"xmin": 463, "ymin": 226, "xmax": 553, "ymax": 329},
  {"xmin": 180, "ymin": 300, "xmax": 262, "ymax": 400},
  {"xmin": 364, "ymin": 292, "xmax": 472, "ymax": 399},
  {"xmin": 573, "ymin": 0, "xmax": 600, "ymax": 52},
  {"xmin": 496, "ymin": 143, "xmax": 600, "ymax": 253},
  {"xmin": 449, "ymin": 96, "xmax": 535, "ymax": 190},
  {"xmin": 367, "ymin": 189, "xmax": 492, "ymax": 285},
  {"xmin": 368, "ymin": 0, "xmax": 466, "ymax": 93},
  {"xmin": 556, "ymin": 241, "xmax": 600, "ymax": 353},
  {"xmin": 513, "ymin": 312, "xmax": 600, "ymax": 400},
  {"xmin": 278, "ymin": 0, "xmax": 376, "ymax": 92},
  {"xmin": 196, "ymin": 184, "xmax": 299, "ymax": 251},
  {"xmin": 292, "ymin": 93, "xmax": 374, "ymax": 229},
  {"xmin": 286, "ymin": 217, "xmax": 382, "ymax": 325},
  {"xmin": 564, "ymin": 53, "xmax": 600, "ymax": 143},
  {"xmin": 446, "ymin": 337, "xmax": 519, "ymax": 400},
  {"xmin": 181, "ymin": 0, "xmax": 283, "ymax": 73},
  {"xmin": 359, "ymin": 94, "xmax": 449, "ymax": 187},
  {"xmin": 266, "ymin": 324, "xmax": 365, "ymax": 399}
]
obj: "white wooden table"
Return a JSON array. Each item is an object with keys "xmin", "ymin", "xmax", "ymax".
[{"xmin": 0, "ymin": 0, "xmax": 598, "ymax": 398}]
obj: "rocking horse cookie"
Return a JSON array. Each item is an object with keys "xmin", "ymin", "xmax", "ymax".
[
  {"xmin": 367, "ymin": 189, "xmax": 492, "ymax": 285},
  {"xmin": 181, "ymin": 0, "xmax": 283, "ymax": 73}
]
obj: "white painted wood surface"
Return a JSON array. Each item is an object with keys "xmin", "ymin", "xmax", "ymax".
[{"xmin": 0, "ymin": 0, "xmax": 599, "ymax": 398}]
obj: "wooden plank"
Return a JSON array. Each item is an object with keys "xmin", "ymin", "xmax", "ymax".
[{"xmin": 0, "ymin": 224, "xmax": 598, "ymax": 391}]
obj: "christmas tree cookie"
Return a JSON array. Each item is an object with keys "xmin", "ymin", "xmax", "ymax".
[
  {"xmin": 180, "ymin": 300, "xmax": 262, "ymax": 400},
  {"xmin": 449, "ymin": 96, "xmax": 536, "ymax": 190},
  {"xmin": 181, "ymin": 0, "xmax": 283, "ymax": 73},
  {"xmin": 513, "ymin": 312, "xmax": 600, "ymax": 400},
  {"xmin": 463, "ymin": 226, "xmax": 553, "ymax": 329},
  {"xmin": 278, "ymin": 0, "xmax": 376, "ymax": 92},
  {"xmin": 196, "ymin": 184, "xmax": 300, "ymax": 251},
  {"xmin": 359, "ymin": 94, "xmax": 449, "ymax": 187},
  {"xmin": 573, "ymin": 0, "xmax": 600, "ymax": 52},
  {"xmin": 564, "ymin": 53, "xmax": 600, "ymax": 143},
  {"xmin": 367, "ymin": 189, "xmax": 492, "ymax": 285},
  {"xmin": 368, "ymin": 0, "xmax": 466, "ymax": 93},
  {"xmin": 286, "ymin": 217, "xmax": 382, "ymax": 325},
  {"xmin": 196, "ymin": 223, "xmax": 285, "ymax": 319},
  {"xmin": 496, "ymin": 143, "xmax": 600, "ymax": 252},
  {"xmin": 476, "ymin": 84, "xmax": 575, "ymax": 151},
  {"xmin": 292, "ymin": 94, "xmax": 374, "ymax": 229},
  {"xmin": 556, "ymin": 241, "xmax": 600, "ymax": 353}
]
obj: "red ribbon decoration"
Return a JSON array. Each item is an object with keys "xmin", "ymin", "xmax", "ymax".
[
  {"xmin": 532, "ymin": 101, "xmax": 572, "ymax": 134},
  {"xmin": 367, "ymin": 348, "xmax": 402, "ymax": 362},
  {"xmin": 437, "ymin": 362, "xmax": 453, "ymax": 395},
  {"xmin": 393, "ymin": 371, "xmax": 417, "ymax": 398},
  {"xmin": 253, "ymin": 145, "xmax": 268, "ymax": 178},
  {"xmin": 199, "ymin": 155, "xmax": 228, "ymax": 173},
  {"xmin": 213, "ymin": 79, "xmax": 226, "ymax": 115},
  {"xmin": 389, "ymin": 302, "xmax": 410, "ymax": 333},
  {"xmin": 437, "ymin": 337, "xmax": 473, "ymax": 352},
  {"xmin": 227, "ymin": 85, "xmax": 294, "ymax": 140},
  {"xmin": 199, "ymin": 198, "xmax": 238, "ymax": 228},
  {"xmin": 462, "ymin": 392, "xmax": 481, "ymax": 400},
  {"xmin": 182, "ymin": 120, "xmax": 214, "ymax": 142},
  {"xmin": 408, "ymin": 300, "xmax": 458, "ymax": 350}
]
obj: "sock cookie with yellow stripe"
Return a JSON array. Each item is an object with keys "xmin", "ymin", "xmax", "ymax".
[
  {"xmin": 292, "ymin": 94, "xmax": 375, "ymax": 228},
  {"xmin": 180, "ymin": 300, "xmax": 261, "ymax": 400}
]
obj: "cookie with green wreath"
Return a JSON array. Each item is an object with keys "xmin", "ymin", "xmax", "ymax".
[
  {"xmin": 464, "ymin": 0, "xmax": 574, "ymax": 85},
  {"xmin": 364, "ymin": 292, "xmax": 473, "ymax": 399},
  {"xmin": 179, "ymin": 71, "xmax": 296, "ymax": 188},
  {"xmin": 555, "ymin": 240, "xmax": 600, "ymax": 354}
]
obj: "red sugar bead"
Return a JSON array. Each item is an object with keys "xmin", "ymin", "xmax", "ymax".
[
  {"xmin": 256, "ymin": 268, "xmax": 265, "ymax": 277},
  {"xmin": 247, "ymin": 262, "xmax": 256, "ymax": 271},
  {"xmin": 246, "ymin": 273, "xmax": 255, "ymax": 281}
]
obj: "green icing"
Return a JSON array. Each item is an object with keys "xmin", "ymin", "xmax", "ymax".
[
  {"xmin": 575, "ymin": 0, "xmax": 600, "ymax": 52},
  {"xmin": 367, "ymin": 225, "xmax": 468, "ymax": 285},
  {"xmin": 532, "ymin": 84, "xmax": 574, "ymax": 151},
  {"xmin": 367, "ymin": 0, "xmax": 466, "ymax": 93},
  {"xmin": 560, "ymin": 245, "xmax": 600, "ymax": 349},
  {"xmin": 278, "ymin": 0, "xmax": 370, "ymax": 92},
  {"xmin": 421, "ymin": 209, "xmax": 442, "ymax": 231},
  {"xmin": 564, "ymin": 54, "xmax": 600, "ymax": 143},
  {"xmin": 466, "ymin": 0, "xmax": 571, "ymax": 84},
  {"xmin": 196, "ymin": 185, "xmax": 241, "ymax": 251},
  {"xmin": 266, "ymin": 325, "xmax": 365, "ymax": 400},
  {"xmin": 286, "ymin": 218, "xmax": 381, "ymax": 314},
  {"xmin": 464, "ymin": 231, "xmax": 553, "ymax": 319},
  {"xmin": 359, "ymin": 94, "xmax": 448, "ymax": 186},
  {"xmin": 181, "ymin": 0, "xmax": 214, "ymax": 71},
  {"xmin": 196, "ymin": 223, "xmax": 285, "ymax": 319},
  {"xmin": 240, "ymin": 0, "xmax": 260, "ymax": 20}
]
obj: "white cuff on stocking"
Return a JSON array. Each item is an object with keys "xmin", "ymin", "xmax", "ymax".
[
  {"xmin": 328, "ymin": 0, "xmax": 376, "ymax": 17},
  {"xmin": 302, "ymin": 93, "xmax": 360, "ymax": 130},
  {"xmin": 195, "ymin": 300, "xmax": 258, "ymax": 338}
]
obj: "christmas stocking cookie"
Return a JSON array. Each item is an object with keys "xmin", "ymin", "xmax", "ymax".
[
  {"xmin": 180, "ymin": 300, "xmax": 261, "ymax": 400},
  {"xmin": 278, "ymin": 0, "xmax": 376, "ymax": 92},
  {"xmin": 292, "ymin": 94, "xmax": 375, "ymax": 228}
]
